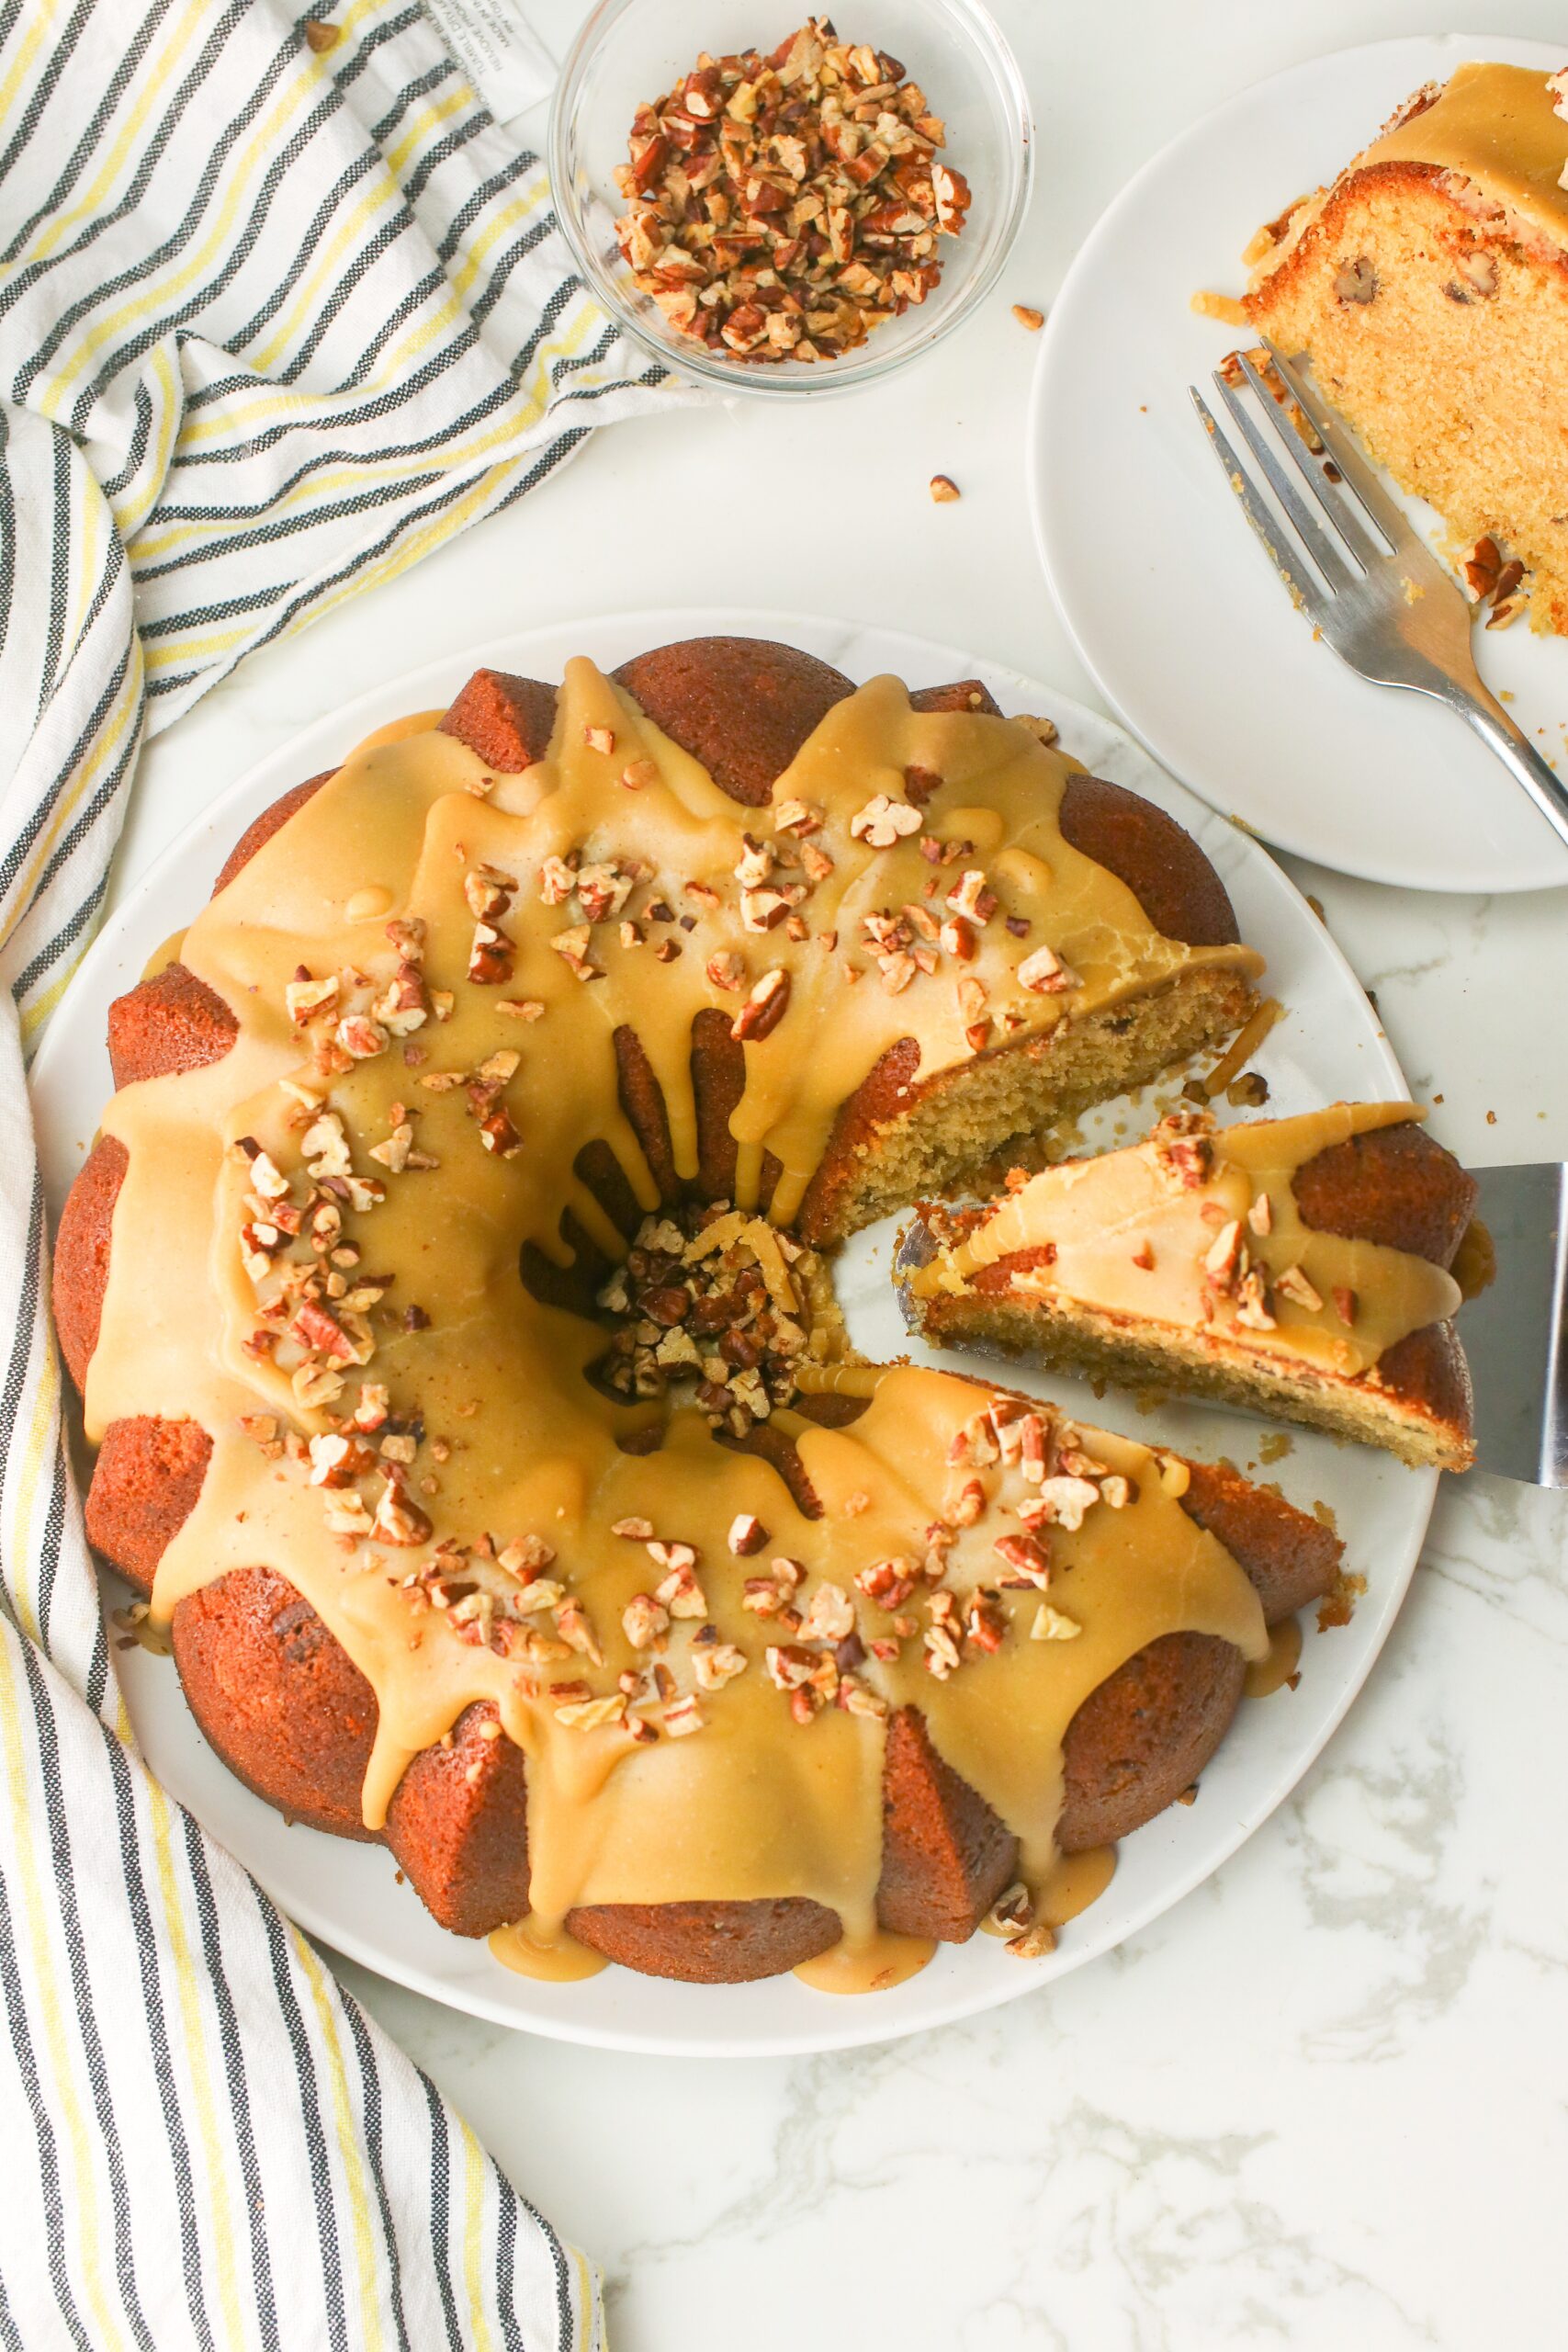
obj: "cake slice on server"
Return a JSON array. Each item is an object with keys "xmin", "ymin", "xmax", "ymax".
[
  {"xmin": 898, "ymin": 1104, "xmax": 1477, "ymax": 1471},
  {"xmin": 1243, "ymin": 61, "xmax": 1568, "ymax": 634}
]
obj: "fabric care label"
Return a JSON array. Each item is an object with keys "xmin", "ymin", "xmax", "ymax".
[{"xmin": 423, "ymin": 0, "xmax": 557, "ymax": 124}]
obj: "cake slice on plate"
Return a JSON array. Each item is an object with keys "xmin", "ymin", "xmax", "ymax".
[
  {"xmin": 899, "ymin": 1103, "xmax": 1477, "ymax": 1470},
  {"xmin": 1244, "ymin": 61, "xmax": 1568, "ymax": 633}
]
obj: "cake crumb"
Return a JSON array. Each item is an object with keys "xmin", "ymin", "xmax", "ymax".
[
  {"xmin": 1316, "ymin": 1568, "xmax": 1366, "ymax": 1631},
  {"xmin": 1190, "ymin": 289, "xmax": 1247, "ymax": 325}
]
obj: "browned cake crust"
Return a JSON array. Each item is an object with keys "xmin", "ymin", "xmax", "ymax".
[
  {"xmin": 1058, "ymin": 775, "xmax": 1240, "ymax": 951},
  {"xmin": 437, "ymin": 670, "xmax": 558, "ymax": 774},
  {"xmin": 172, "ymin": 1565, "xmax": 379, "ymax": 1840},
  {"xmin": 1292, "ymin": 1119, "xmax": 1476, "ymax": 1265},
  {"xmin": 384, "ymin": 1703, "xmax": 530, "ymax": 1938},
  {"xmin": 54, "ymin": 1132, "xmax": 127, "ymax": 1392},
  {"xmin": 108, "ymin": 963, "xmax": 237, "ymax": 1090},
  {"xmin": 875, "ymin": 1702, "xmax": 1017, "ymax": 1939},
  {"xmin": 212, "ymin": 772, "xmax": 335, "ymax": 895},
  {"xmin": 1248, "ymin": 160, "xmax": 1436, "ymax": 304},
  {"xmin": 102, "ymin": 639, "xmax": 1253, "ymax": 1261},
  {"xmin": 1247, "ymin": 155, "xmax": 1568, "ymax": 314},
  {"xmin": 1364, "ymin": 1325, "xmax": 1471, "ymax": 1436},
  {"xmin": 56, "ymin": 635, "xmax": 1325, "ymax": 1982},
  {"xmin": 1179, "ymin": 1455, "xmax": 1341, "ymax": 1622},
  {"xmin": 787, "ymin": 775, "xmax": 1248, "ymax": 1243},
  {"xmin": 568, "ymin": 1897, "xmax": 842, "ymax": 1981},
  {"xmin": 1059, "ymin": 1634, "xmax": 1246, "ymax": 1853},
  {"xmin": 85, "ymin": 1417, "xmax": 212, "ymax": 1595},
  {"xmin": 612, "ymin": 637, "xmax": 853, "ymax": 807}
]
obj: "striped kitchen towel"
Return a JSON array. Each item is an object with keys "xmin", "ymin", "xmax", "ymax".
[{"xmin": 0, "ymin": 0, "xmax": 698, "ymax": 2341}]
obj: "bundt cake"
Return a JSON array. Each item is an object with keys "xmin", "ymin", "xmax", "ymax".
[
  {"xmin": 898, "ymin": 1104, "xmax": 1476, "ymax": 1471},
  {"xmin": 55, "ymin": 633, "xmax": 1352, "ymax": 1991},
  {"xmin": 1243, "ymin": 62, "xmax": 1568, "ymax": 633}
]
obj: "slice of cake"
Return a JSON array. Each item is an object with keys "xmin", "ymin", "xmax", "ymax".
[
  {"xmin": 1244, "ymin": 61, "xmax": 1568, "ymax": 632},
  {"xmin": 898, "ymin": 1104, "xmax": 1477, "ymax": 1470}
]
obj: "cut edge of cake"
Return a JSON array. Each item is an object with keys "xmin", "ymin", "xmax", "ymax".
[
  {"xmin": 1240, "ymin": 60, "xmax": 1568, "ymax": 637},
  {"xmin": 897, "ymin": 1104, "xmax": 1478, "ymax": 1475}
]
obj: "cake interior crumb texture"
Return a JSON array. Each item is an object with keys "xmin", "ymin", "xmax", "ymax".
[
  {"xmin": 1246, "ymin": 62, "xmax": 1568, "ymax": 634},
  {"xmin": 818, "ymin": 968, "xmax": 1254, "ymax": 1242},
  {"xmin": 918, "ymin": 1288, "xmax": 1462, "ymax": 1471}
]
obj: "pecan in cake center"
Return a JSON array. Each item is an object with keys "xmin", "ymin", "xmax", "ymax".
[{"xmin": 592, "ymin": 1198, "xmax": 852, "ymax": 1435}]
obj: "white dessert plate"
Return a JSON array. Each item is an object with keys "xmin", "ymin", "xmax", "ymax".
[
  {"xmin": 1031, "ymin": 32, "xmax": 1568, "ymax": 896},
  {"xmin": 32, "ymin": 609, "xmax": 1438, "ymax": 2057}
]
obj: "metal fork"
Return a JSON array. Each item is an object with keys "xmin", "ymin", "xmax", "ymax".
[{"xmin": 1190, "ymin": 338, "xmax": 1568, "ymax": 854}]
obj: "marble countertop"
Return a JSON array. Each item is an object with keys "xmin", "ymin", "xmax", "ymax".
[{"xmin": 113, "ymin": 2, "xmax": 1568, "ymax": 2342}]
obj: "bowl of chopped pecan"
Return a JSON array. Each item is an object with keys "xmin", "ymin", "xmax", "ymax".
[{"xmin": 548, "ymin": 1, "xmax": 1032, "ymax": 392}]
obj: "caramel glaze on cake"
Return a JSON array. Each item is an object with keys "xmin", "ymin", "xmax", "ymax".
[
  {"xmin": 53, "ymin": 634, "xmax": 1352, "ymax": 1991},
  {"xmin": 1244, "ymin": 62, "xmax": 1568, "ymax": 632},
  {"xmin": 900, "ymin": 1105, "xmax": 1476, "ymax": 1472}
]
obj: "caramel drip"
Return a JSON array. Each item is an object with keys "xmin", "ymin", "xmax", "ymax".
[
  {"xmin": 915, "ymin": 1104, "xmax": 1462, "ymax": 1381},
  {"xmin": 1450, "ymin": 1216, "xmax": 1496, "ymax": 1301},
  {"xmin": 1036, "ymin": 1841, "xmax": 1117, "ymax": 1928},
  {"xmin": 793, "ymin": 1927, "xmax": 935, "ymax": 1996},
  {"xmin": 85, "ymin": 662, "xmax": 1266, "ymax": 1983},
  {"xmin": 487, "ymin": 1920, "xmax": 608, "ymax": 1984},
  {"xmin": 978, "ymin": 1846, "xmax": 1114, "ymax": 1938},
  {"xmin": 1243, "ymin": 1614, "xmax": 1303, "ymax": 1699}
]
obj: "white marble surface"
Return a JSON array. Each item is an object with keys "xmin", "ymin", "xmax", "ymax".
[{"xmin": 111, "ymin": 1, "xmax": 1568, "ymax": 2342}]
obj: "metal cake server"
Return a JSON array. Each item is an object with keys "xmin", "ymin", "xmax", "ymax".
[
  {"xmin": 1190, "ymin": 338, "xmax": 1568, "ymax": 857},
  {"xmin": 1459, "ymin": 1163, "xmax": 1568, "ymax": 1487}
]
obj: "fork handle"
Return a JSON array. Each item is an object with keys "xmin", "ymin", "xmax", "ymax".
[{"xmin": 1453, "ymin": 683, "xmax": 1568, "ymax": 856}]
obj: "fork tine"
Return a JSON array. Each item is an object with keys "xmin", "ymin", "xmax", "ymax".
[
  {"xmin": 1216, "ymin": 364, "xmax": 1361, "ymax": 590},
  {"xmin": 1259, "ymin": 339, "xmax": 1417, "ymax": 549},
  {"xmin": 1189, "ymin": 386, "xmax": 1325, "ymax": 622},
  {"xmin": 1233, "ymin": 353, "xmax": 1384, "ymax": 571}
]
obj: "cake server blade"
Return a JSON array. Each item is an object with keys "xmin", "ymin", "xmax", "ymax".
[{"xmin": 1460, "ymin": 1162, "xmax": 1568, "ymax": 1487}]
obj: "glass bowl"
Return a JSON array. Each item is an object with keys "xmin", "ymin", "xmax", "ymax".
[{"xmin": 547, "ymin": 0, "xmax": 1033, "ymax": 398}]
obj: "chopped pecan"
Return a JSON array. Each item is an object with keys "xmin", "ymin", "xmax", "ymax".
[
  {"xmin": 1016, "ymin": 942, "xmax": 1077, "ymax": 996},
  {"xmin": 1274, "ymin": 1261, "xmax": 1324, "ymax": 1312},
  {"xmin": 730, "ymin": 967, "xmax": 791, "ymax": 1041},
  {"xmin": 850, "ymin": 793, "xmax": 922, "ymax": 848},
  {"xmin": 468, "ymin": 922, "xmax": 514, "ymax": 985},
  {"xmin": 370, "ymin": 1473, "xmax": 433, "ymax": 1548},
  {"xmin": 993, "ymin": 1532, "xmax": 1050, "ymax": 1588}
]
